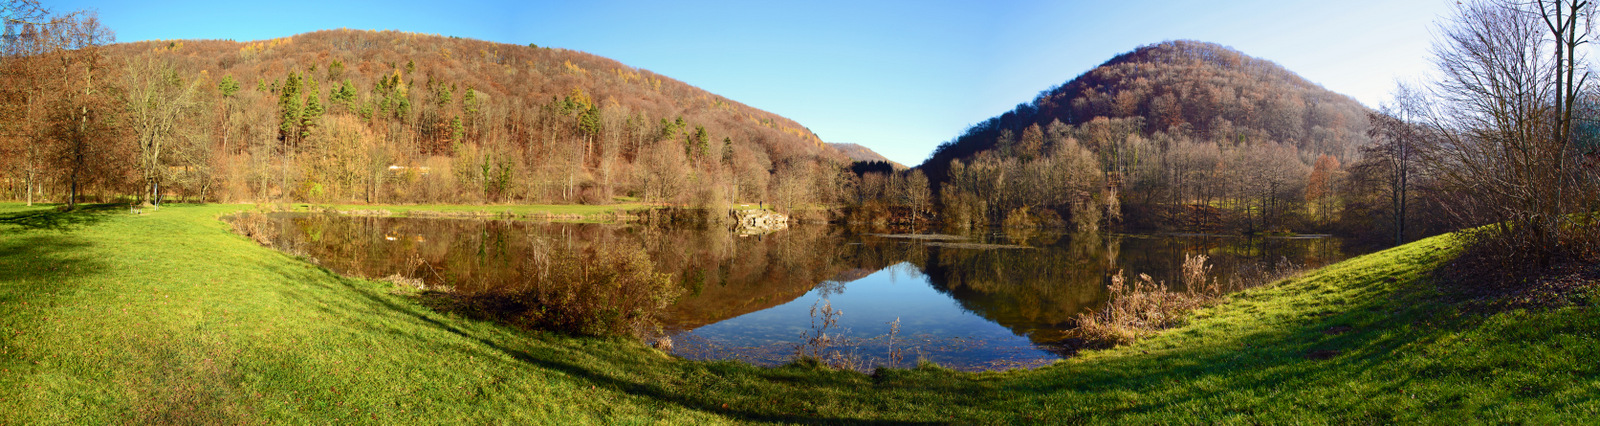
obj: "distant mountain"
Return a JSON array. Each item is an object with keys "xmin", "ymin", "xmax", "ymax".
[
  {"xmin": 920, "ymin": 40, "xmax": 1371, "ymax": 181},
  {"xmin": 828, "ymin": 143, "xmax": 904, "ymax": 168}
]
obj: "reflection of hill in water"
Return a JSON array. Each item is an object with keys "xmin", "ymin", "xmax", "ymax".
[
  {"xmin": 660, "ymin": 226, "xmax": 911, "ymax": 330},
  {"xmin": 916, "ymin": 234, "xmax": 1114, "ymax": 346},
  {"xmin": 827, "ymin": 268, "xmax": 878, "ymax": 284},
  {"xmin": 664, "ymin": 230, "xmax": 1128, "ymax": 348},
  {"xmin": 257, "ymin": 214, "xmax": 1350, "ymax": 353},
  {"xmin": 912, "ymin": 233, "xmax": 1349, "ymax": 348}
]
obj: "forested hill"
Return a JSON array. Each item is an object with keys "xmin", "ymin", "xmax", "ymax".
[
  {"xmin": 919, "ymin": 40, "xmax": 1372, "ymax": 184},
  {"xmin": 21, "ymin": 28, "xmax": 851, "ymax": 206},
  {"xmin": 828, "ymin": 143, "xmax": 903, "ymax": 168},
  {"xmin": 913, "ymin": 40, "xmax": 1376, "ymax": 233}
]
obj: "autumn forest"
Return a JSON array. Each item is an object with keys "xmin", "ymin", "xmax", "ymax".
[
  {"xmin": 5, "ymin": 0, "xmax": 1600, "ymax": 422},
  {"xmin": 2, "ymin": 10, "xmax": 851, "ymax": 215}
]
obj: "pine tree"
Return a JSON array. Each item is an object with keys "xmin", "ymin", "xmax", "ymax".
[
  {"xmin": 450, "ymin": 115, "xmax": 464, "ymax": 145},
  {"xmin": 279, "ymin": 72, "xmax": 303, "ymax": 142},
  {"xmin": 693, "ymin": 125, "xmax": 709, "ymax": 158},
  {"xmin": 303, "ymin": 91, "xmax": 324, "ymax": 139},
  {"xmin": 327, "ymin": 59, "xmax": 344, "ymax": 82},
  {"xmin": 219, "ymin": 75, "xmax": 240, "ymax": 98},
  {"xmin": 463, "ymin": 87, "xmax": 479, "ymax": 115},
  {"xmin": 578, "ymin": 106, "xmax": 602, "ymax": 137},
  {"xmin": 434, "ymin": 79, "xmax": 453, "ymax": 108},
  {"xmin": 330, "ymin": 79, "xmax": 357, "ymax": 112}
]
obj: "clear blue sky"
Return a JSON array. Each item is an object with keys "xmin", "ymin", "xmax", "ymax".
[{"xmin": 53, "ymin": 0, "xmax": 1455, "ymax": 165}]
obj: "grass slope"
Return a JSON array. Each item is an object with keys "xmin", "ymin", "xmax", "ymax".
[{"xmin": 1, "ymin": 203, "xmax": 1595, "ymax": 423}]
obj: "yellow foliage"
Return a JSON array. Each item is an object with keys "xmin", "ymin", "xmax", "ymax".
[
  {"xmin": 393, "ymin": 70, "xmax": 409, "ymax": 97},
  {"xmin": 567, "ymin": 87, "xmax": 594, "ymax": 110},
  {"xmin": 563, "ymin": 60, "xmax": 587, "ymax": 75}
]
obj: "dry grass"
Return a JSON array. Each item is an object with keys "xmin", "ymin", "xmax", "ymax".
[
  {"xmin": 224, "ymin": 211, "xmax": 278, "ymax": 246},
  {"xmin": 1073, "ymin": 254, "xmax": 1303, "ymax": 348}
]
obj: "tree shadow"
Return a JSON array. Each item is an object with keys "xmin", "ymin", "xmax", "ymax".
[
  {"xmin": 0, "ymin": 233, "xmax": 106, "ymax": 311},
  {"xmin": 0, "ymin": 203, "xmax": 120, "ymax": 234},
  {"xmin": 253, "ymin": 255, "xmax": 936, "ymax": 424}
]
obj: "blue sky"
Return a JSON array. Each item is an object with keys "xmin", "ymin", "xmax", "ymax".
[{"xmin": 54, "ymin": 0, "xmax": 1454, "ymax": 165}]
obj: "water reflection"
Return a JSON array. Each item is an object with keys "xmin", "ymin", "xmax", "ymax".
[{"xmin": 237, "ymin": 213, "xmax": 1352, "ymax": 371}]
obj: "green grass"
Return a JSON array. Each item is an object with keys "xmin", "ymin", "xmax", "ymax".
[{"xmin": 1, "ymin": 203, "xmax": 1596, "ymax": 423}]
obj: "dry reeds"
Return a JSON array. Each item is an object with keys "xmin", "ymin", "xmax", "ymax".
[
  {"xmin": 227, "ymin": 211, "xmax": 279, "ymax": 246},
  {"xmin": 1073, "ymin": 254, "xmax": 1302, "ymax": 348},
  {"xmin": 795, "ymin": 299, "xmax": 843, "ymax": 361},
  {"xmin": 788, "ymin": 301, "xmax": 913, "ymax": 372}
]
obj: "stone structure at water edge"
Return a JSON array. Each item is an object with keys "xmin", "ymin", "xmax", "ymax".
[{"xmin": 736, "ymin": 209, "xmax": 789, "ymax": 235}]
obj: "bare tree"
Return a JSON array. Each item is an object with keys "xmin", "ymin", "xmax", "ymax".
[
  {"xmin": 1363, "ymin": 83, "xmax": 1429, "ymax": 245},
  {"xmin": 32, "ymin": 10, "xmax": 118, "ymax": 209},
  {"xmin": 1425, "ymin": 0, "xmax": 1600, "ymax": 262},
  {"xmin": 125, "ymin": 53, "xmax": 198, "ymax": 205},
  {"xmin": 2, "ymin": 0, "xmax": 51, "ymax": 205}
]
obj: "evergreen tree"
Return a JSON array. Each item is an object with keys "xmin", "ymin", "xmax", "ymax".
[
  {"xmin": 279, "ymin": 72, "xmax": 303, "ymax": 142},
  {"xmin": 693, "ymin": 125, "xmax": 709, "ymax": 158},
  {"xmin": 658, "ymin": 116, "xmax": 684, "ymax": 141},
  {"xmin": 219, "ymin": 75, "xmax": 240, "ymax": 98},
  {"xmin": 303, "ymin": 92, "xmax": 324, "ymax": 139},
  {"xmin": 330, "ymin": 79, "xmax": 357, "ymax": 111},
  {"xmin": 463, "ymin": 87, "xmax": 479, "ymax": 115},
  {"xmin": 434, "ymin": 79, "xmax": 453, "ymax": 108},
  {"xmin": 579, "ymin": 106, "xmax": 602, "ymax": 138},
  {"xmin": 327, "ymin": 59, "xmax": 344, "ymax": 82},
  {"xmin": 450, "ymin": 115, "xmax": 464, "ymax": 145}
]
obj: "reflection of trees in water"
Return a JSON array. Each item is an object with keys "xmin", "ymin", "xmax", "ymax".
[
  {"xmin": 262, "ymin": 215, "xmax": 894, "ymax": 331},
  {"xmin": 1114, "ymin": 235, "xmax": 1348, "ymax": 291},
  {"xmin": 657, "ymin": 225, "xmax": 913, "ymax": 329},
  {"xmin": 910, "ymin": 232, "xmax": 1351, "ymax": 349},
  {"xmin": 915, "ymin": 232, "xmax": 1114, "ymax": 347},
  {"xmin": 260, "ymin": 215, "xmax": 1353, "ymax": 352}
]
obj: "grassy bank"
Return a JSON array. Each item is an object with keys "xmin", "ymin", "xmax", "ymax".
[{"xmin": 1, "ymin": 203, "xmax": 1596, "ymax": 423}]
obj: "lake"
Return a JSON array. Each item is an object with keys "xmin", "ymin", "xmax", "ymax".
[{"xmin": 234, "ymin": 213, "xmax": 1352, "ymax": 371}]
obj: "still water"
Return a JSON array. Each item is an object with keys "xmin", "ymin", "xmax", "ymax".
[{"xmin": 240, "ymin": 213, "xmax": 1351, "ymax": 371}]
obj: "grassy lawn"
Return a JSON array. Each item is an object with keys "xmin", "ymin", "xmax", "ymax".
[{"xmin": 1, "ymin": 203, "xmax": 1595, "ymax": 423}]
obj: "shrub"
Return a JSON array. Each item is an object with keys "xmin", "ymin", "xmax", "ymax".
[
  {"xmin": 1073, "ymin": 254, "xmax": 1301, "ymax": 348},
  {"xmin": 227, "ymin": 211, "xmax": 280, "ymax": 246}
]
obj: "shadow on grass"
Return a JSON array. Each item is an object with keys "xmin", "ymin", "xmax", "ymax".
[
  {"xmin": 0, "ymin": 233, "xmax": 106, "ymax": 319},
  {"xmin": 254, "ymin": 255, "xmax": 933, "ymax": 424},
  {"xmin": 0, "ymin": 203, "xmax": 121, "ymax": 234}
]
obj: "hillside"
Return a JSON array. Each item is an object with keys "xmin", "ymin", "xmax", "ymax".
[
  {"xmin": 919, "ymin": 41, "xmax": 1375, "ymax": 232},
  {"xmin": 7, "ymin": 28, "xmax": 850, "ymax": 207},
  {"xmin": 827, "ymin": 142, "xmax": 903, "ymax": 168}
]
